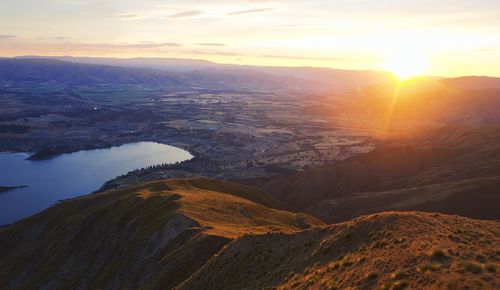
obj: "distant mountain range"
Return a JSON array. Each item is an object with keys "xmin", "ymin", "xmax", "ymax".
[
  {"xmin": 3, "ymin": 57, "xmax": 500, "ymax": 92},
  {"xmin": 0, "ymin": 58, "xmax": 322, "ymax": 90},
  {"xmin": 5, "ymin": 56, "xmax": 395, "ymax": 91},
  {"xmin": 14, "ymin": 56, "xmax": 220, "ymax": 72},
  {"xmin": 0, "ymin": 58, "xmax": 192, "ymax": 87},
  {"xmin": 441, "ymin": 76, "xmax": 500, "ymax": 90},
  {"xmin": 1, "ymin": 178, "xmax": 497, "ymax": 289}
]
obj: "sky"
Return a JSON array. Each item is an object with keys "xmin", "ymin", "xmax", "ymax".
[{"xmin": 1, "ymin": 0, "xmax": 500, "ymax": 77}]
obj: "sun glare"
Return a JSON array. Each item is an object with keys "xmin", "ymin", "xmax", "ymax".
[{"xmin": 383, "ymin": 48, "xmax": 428, "ymax": 80}]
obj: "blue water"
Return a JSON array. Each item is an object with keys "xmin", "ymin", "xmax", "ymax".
[{"xmin": 0, "ymin": 142, "xmax": 193, "ymax": 225}]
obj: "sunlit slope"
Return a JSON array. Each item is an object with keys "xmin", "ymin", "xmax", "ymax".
[
  {"xmin": 180, "ymin": 212, "xmax": 499, "ymax": 289},
  {"xmin": 0, "ymin": 178, "xmax": 322, "ymax": 290}
]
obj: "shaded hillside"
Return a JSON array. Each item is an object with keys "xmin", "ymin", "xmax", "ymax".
[
  {"xmin": 309, "ymin": 176, "xmax": 500, "ymax": 223},
  {"xmin": 262, "ymin": 145, "xmax": 466, "ymax": 208},
  {"xmin": 0, "ymin": 178, "xmax": 321, "ymax": 290},
  {"xmin": 259, "ymin": 125, "xmax": 500, "ymax": 223}
]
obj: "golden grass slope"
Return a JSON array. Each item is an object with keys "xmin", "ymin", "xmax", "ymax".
[
  {"xmin": 180, "ymin": 212, "xmax": 500, "ymax": 290},
  {"xmin": 128, "ymin": 178, "xmax": 323, "ymax": 238}
]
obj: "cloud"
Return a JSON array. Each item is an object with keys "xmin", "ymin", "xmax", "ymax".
[
  {"xmin": 58, "ymin": 41, "xmax": 183, "ymax": 50},
  {"xmin": 258, "ymin": 54, "xmax": 370, "ymax": 63},
  {"xmin": 117, "ymin": 42, "xmax": 183, "ymax": 48},
  {"xmin": 271, "ymin": 24, "xmax": 318, "ymax": 28},
  {"xmin": 473, "ymin": 48, "xmax": 496, "ymax": 52},
  {"xmin": 54, "ymin": 36, "xmax": 69, "ymax": 40},
  {"xmin": 0, "ymin": 35, "xmax": 17, "ymax": 40},
  {"xmin": 117, "ymin": 13, "xmax": 142, "ymax": 20},
  {"xmin": 185, "ymin": 50, "xmax": 371, "ymax": 63},
  {"xmin": 168, "ymin": 10, "xmax": 202, "ymax": 18},
  {"xmin": 187, "ymin": 50, "xmax": 241, "ymax": 57},
  {"xmin": 195, "ymin": 43, "xmax": 226, "ymax": 47},
  {"xmin": 0, "ymin": 40, "xmax": 187, "ymax": 57},
  {"xmin": 227, "ymin": 8, "xmax": 273, "ymax": 16}
]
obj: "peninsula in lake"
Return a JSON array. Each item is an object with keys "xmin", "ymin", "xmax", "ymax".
[{"xmin": 0, "ymin": 186, "xmax": 27, "ymax": 194}]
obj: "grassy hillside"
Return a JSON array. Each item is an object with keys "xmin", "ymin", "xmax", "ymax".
[
  {"xmin": 0, "ymin": 178, "xmax": 321, "ymax": 290},
  {"xmin": 180, "ymin": 212, "xmax": 499, "ymax": 289},
  {"xmin": 1, "ymin": 178, "xmax": 497, "ymax": 289}
]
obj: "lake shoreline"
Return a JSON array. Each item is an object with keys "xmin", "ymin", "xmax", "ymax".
[
  {"xmin": 0, "ymin": 142, "xmax": 193, "ymax": 225},
  {"xmin": 0, "ymin": 138, "xmax": 198, "ymax": 162}
]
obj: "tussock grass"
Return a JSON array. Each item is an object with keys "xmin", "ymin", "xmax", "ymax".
[
  {"xmin": 429, "ymin": 249, "xmax": 448, "ymax": 262},
  {"xmin": 461, "ymin": 261, "xmax": 484, "ymax": 274}
]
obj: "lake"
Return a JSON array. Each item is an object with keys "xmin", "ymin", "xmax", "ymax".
[{"xmin": 0, "ymin": 142, "xmax": 193, "ymax": 225}]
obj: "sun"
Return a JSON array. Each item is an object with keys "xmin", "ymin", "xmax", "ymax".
[{"xmin": 383, "ymin": 47, "xmax": 428, "ymax": 80}]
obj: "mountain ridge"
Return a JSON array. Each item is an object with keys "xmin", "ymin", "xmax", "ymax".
[
  {"xmin": 0, "ymin": 178, "xmax": 321, "ymax": 290},
  {"xmin": 180, "ymin": 211, "xmax": 499, "ymax": 290},
  {"xmin": 0, "ymin": 58, "xmax": 317, "ymax": 90},
  {"xmin": 4, "ymin": 57, "xmax": 500, "ymax": 93}
]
